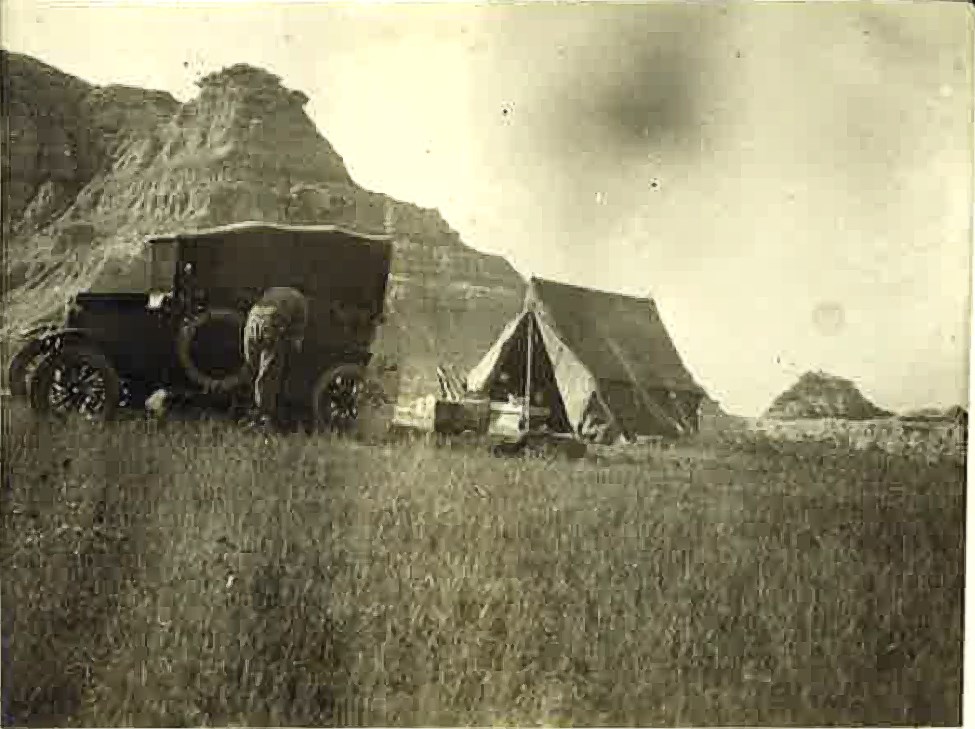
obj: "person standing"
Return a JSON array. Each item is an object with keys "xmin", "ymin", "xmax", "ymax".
[{"xmin": 243, "ymin": 286, "xmax": 310, "ymax": 429}]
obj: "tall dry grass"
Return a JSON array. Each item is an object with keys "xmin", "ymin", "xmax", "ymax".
[{"xmin": 1, "ymin": 403, "xmax": 965, "ymax": 726}]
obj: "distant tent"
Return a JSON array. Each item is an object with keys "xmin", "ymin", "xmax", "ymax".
[{"xmin": 466, "ymin": 277, "xmax": 706, "ymax": 443}]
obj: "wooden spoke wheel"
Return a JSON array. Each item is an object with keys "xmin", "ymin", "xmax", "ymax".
[
  {"xmin": 27, "ymin": 344, "xmax": 121, "ymax": 421},
  {"xmin": 311, "ymin": 363, "xmax": 365, "ymax": 433}
]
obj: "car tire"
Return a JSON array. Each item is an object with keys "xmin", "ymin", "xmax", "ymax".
[
  {"xmin": 27, "ymin": 343, "xmax": 121, "ymax": 421},
  {"xmin": 311, "ymin": 363, "xmax": 365, "ymax": 433}
]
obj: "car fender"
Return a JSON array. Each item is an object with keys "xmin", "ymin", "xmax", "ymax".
[{"xmin": 35, "ymin": 328, "xmax": 98, "ymax": 352}]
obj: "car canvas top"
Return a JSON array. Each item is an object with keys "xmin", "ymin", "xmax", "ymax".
[{"xmin": 144, "ymin": 221, "xmax": 395, "ymax": 244}]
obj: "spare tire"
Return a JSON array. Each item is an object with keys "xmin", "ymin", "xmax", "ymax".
[{"xmin": 176, "ymin": 308, "xmax": 251, "ymax": 393}]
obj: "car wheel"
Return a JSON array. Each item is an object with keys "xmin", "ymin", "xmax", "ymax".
[
  {"xmin": 27, "ymin": 344, "xmax": 121, "ymax": 422},
  {"xmin": 311, "ymin": 363, "xmax": 365, "ymax": 433}
]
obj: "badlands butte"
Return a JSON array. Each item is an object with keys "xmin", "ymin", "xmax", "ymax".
[{"xmin": 2, "ymin": 52, "xmax": 523, "ymax": 403}]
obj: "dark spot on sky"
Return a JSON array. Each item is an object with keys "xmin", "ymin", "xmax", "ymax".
[
  {"xmin": 735, "ymin": 50, "xmax": 742, "ymax": 59},
  {"xmin": 183, "ymin": 61, "xmax": 189, "ymax": 68},
  {"xmin": 650, "ymin": 180, "xmax": 659, "ymax": 189},
  {"xmin": 568, "ymin": 36, "xmax": 703, "ymax": 155}
]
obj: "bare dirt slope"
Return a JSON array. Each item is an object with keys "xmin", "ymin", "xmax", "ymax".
[{"xmin": 2, "ymin": 52, "xmax": 525, "ymax": 400}]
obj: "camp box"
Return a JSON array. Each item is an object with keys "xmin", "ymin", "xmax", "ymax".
[
  {"xmin": 393, "ymin": 395, "xmax": 438, "ymax": 432},
  {"xmin": 433, "ymin": 398, "xmax": 491, "ymax": 435},
  {"xmin": 487, "ymin": 400, "xmax": 551, "ymax": 437}
]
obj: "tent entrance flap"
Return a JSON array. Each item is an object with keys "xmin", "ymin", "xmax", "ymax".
[
  {"xmin": 466, "ymin": 312, "xmax": 527, "ymax": 394},
  {"xmin": 482, "ymin": 314, "xmax": 572, "ymax": 434},
  {"xmin": 523, "ymin": 312, "xmax": 533, "ymax": 427}
]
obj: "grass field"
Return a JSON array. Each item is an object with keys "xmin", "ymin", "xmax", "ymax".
[{"xmin": 1, "ymin": 402, "xmax": 966, "ymax": 726}]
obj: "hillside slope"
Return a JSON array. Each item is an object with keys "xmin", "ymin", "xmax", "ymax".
[
  {"xmin": 764, "ymin": 371, "xmax": 892, "ymax": 420},
  {"xmin": 2, "ymin": 52, "xmax": 525, "ymax": 400}
]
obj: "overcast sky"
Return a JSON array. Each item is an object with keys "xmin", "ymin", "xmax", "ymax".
[{"xmin": 5, "ymin": 0, "xmax": 973, "ymax": 415}]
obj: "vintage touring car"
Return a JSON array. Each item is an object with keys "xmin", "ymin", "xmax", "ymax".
[{"xmin": 7, "ymin": 222, "xmax": 395, "ymax": 430}]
